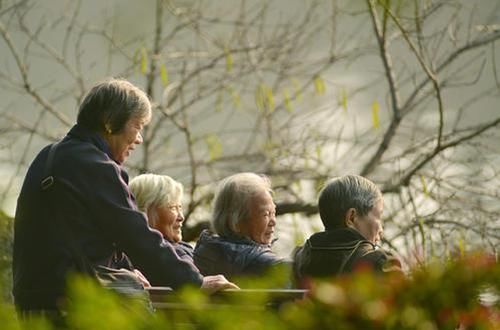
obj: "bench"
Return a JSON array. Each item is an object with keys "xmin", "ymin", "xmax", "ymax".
[{"xmin": 146, "ymin": 287, "xmax": 308, "ymax": 311}]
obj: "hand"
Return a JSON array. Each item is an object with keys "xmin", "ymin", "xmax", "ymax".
[
  {"xmin": 133, "ymin": 269, "xmax": 151, "ymax": 288},
  {"xmin": 201, "ymin": 275, "xmax": 239, "ymax": 294}
]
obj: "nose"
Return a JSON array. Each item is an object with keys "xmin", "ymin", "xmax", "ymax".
[
  {"xmin": 135, "ymin": 132, "xmax": 143, "ymax": 144},
  {"xmin": 269, "ymin": 212, "xmax": 276, "ymax": 227},
  {"xmin": 177, "ymin": 211, "xmax": 184, "ymax": 222}
]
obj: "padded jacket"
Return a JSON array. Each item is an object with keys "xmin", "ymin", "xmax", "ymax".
[
  {"xmin": 193, "ymin": 229, "xmax": 286, "ymax": 281},
  {"xmin": 13, "ymin": 124, "xmax": 203, "ymax": 311},
  {"xmin": 293, "ymin": 228, "xmax": 402, "ymax": 283}
]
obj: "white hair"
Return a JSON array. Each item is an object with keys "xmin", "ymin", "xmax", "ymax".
[{"xmin": 129, "ymin": 174, "xmax": 183, "ymax": 227}]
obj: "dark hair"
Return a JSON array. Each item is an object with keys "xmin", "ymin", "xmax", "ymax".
[
  {"xmin": 77, "ymin": 78, "xmax": 151, "ymax": 133},
  {"xmin": 318, "ymin": 175, "xmax": 382, "ymax": 230}
]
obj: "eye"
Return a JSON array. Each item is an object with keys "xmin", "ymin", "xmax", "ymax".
[{"xmin": 167, "ymin": 204, "xmax": 182, "ymax": 212}]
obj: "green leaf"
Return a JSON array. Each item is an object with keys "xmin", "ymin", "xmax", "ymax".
[
  {"xmin": 205, "ymin": 134, "xmax": 222, "ymax": 160},
  {"xmin": 458, "ymin": 236, "xmax": 466, "ymax": 257},
  {"xmin": 215, "ymin": 91, "xmax": 223, "ymax": 112},
  {"xmin": 372, "ymin": 101, "xmax": 380, "ymax": 129},
  {"xmin": 291, "ymin": 78, "xmax": 302, "ymax": 101},
  {"xmin": 420, "ymin": 175, "xmax": 429, "ymax": 196},
  {"xmin": 265, "ymin": 87, "xmax": 275, "ymax": 113},
  {"xmin": 227, "ymin": 86, "xmax": 241, "ymax": 108},
  {"xmin": 314, "ymin": 76, "xmax": 326, "ymax": 95},
  {"xmin": 283, "ymin": 88, "xmax": 292, "ymax": 113},
  {"xmin": 160, "ymin": 64, "xmax": 169, "ymax": 86},
  {"xmin": 341, "ymin": 88, "xmax": 347, "ymax": 112},
  {"xmin": 140, "ymin": 47, "xmax": 148, "ymax": 75},
  {"xmin": 255, "ymin": 84, "xmax": 274, "ymax": 113}
]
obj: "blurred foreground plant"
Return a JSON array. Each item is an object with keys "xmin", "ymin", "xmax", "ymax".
[{"xmin": 0, "ymin": 252, "xmax": 497, "ymax": 329}]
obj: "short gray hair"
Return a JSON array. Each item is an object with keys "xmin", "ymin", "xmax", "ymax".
[
  {"xmin": 318, "ymin": 175, "xmax": 382, "ymax": 230},
  {"xmin": 77, "ymin": 78, "xmax": 151, "ymax": 134},
  {"xmin": 129, "ymin": 174, "xmax": 183, "ymax": 227},
  {"xmin": 212, "ymin": 172, "xmax": 272, "ymax": 237}
]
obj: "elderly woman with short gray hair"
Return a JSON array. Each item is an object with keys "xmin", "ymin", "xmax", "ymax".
[
  {"xmin": 13, "ymin": 78, "xmax": 236, "ymax": 314},
  {"xmin": 129, "ymin": 174, "xmax": 196, "ymax": 263},
  {"xmin": 193, "ymin": 172, "xmax": 287, "ymax": 283},
  {"xmin": 293, "ymin": 175, "xmax": 402, "ymax": 285}
]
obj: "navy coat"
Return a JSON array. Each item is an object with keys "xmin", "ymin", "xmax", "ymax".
[
  {"xmin": 13, "ymin": 125, "xmax": 203, "ymax": 311},
  {"xmin": 193, "ymin": 229, "xmax": 287, "ymax": 281}
]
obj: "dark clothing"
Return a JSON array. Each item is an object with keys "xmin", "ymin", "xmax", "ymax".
[
  {"xmin": 293, "ymin": 228, "xmax": 402, "ymax": 283},
  {"xmin": 193, "ymin": 230, "xmax": 286, "ymax": 281},
  {"xmin": 13, "ymin": 124, "xmax": 203, "ymax": 311},
  {"xmin": 172, "ymin": 241, "xmax": 195, "ymax": 263}
]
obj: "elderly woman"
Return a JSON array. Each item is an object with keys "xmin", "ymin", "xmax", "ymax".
[
  {"xmin": 193, "ymin": 172, "xmax": 287, "ymax": 282},
  {"xmin": 129, "ymin": 174, "xmax": 195, "ymax": 263},
  {"xmin": 293, "ymin": 175, "xmax": 402, "ymax": 283},
  {"xmin": 13, "ymin": 78, "xmax": 236, "ymax": 314}
]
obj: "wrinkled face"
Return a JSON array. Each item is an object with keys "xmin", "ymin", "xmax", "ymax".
[
  {"xmin": 239, "ymin": 190, "xmax": 276, "ymax": 245},
  {"xmin": 152, "ymin": 203, "xmax": 184, "ymax": 243},
  {"xmin": 352, "ymin": 198, "xmax": 384, "ymax": 244},
  {"xmin": 104, "ymin": 116, "xmax": 146, "ymax": 164}
]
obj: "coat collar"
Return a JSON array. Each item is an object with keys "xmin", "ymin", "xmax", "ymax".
[{"xmin": 65, "ymin": 124, "xmax": 115, "ymax": 163}]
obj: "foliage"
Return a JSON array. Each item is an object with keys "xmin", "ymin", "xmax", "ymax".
[
  {"xmin": 0, "ymin": 211, "xmax": 13, "ymax": 302},
  {"xmin": 0, "ymin": 253, "xmax": 498, "ymax": 329}
]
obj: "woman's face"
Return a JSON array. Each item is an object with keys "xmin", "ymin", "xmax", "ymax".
[
  {"xmin": 238, "ymin": 190, "xmax": 276, "ymax": 245},
  {"xmin": 104, "ymin": 116, "xmax": 146, "ymax": 164},
  {"xmin": 352, "ymin": 198, "xmax": 384, "ymax": 244},
  {"xmin": 151, "ymin": 202, "xmax": 184, "ymax": 243}
]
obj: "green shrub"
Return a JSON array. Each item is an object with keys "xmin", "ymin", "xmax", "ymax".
[
  {"xmin": 0, "ymin": 211, "xmax": 13, "ymax": 302},
  {"xmin": 0, "ymin": 251, "xmax": 498, "ymax": 329}
]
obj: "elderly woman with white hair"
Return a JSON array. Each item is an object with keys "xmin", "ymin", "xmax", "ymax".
[
  {"xmin": 129, "ymin": 174, "xmax": 195, "ymax": 263},
  {"xmin": 193, "ymin": 172, "xmax": 288, "ymax": 283}
]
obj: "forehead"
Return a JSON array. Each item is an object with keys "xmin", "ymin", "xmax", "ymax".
[
  {"xmin": 250, "ymin": 190, "xmax": 274, "ymax": 207},
  {"xmin": 371, "ymin": 198, "xmax": 384, "ymax": 212},
  {"xmin": 127, "ymin": 115, "xmax": 149, "ymax": 127}
]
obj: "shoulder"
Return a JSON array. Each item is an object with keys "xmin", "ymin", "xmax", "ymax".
[
  {"xmin": 356, "ymin": 247, "xmax": 403, "ymax": 274},
  {"xmin": 175, "ymin": 241, "xmax": 194, "ymax": 256}
]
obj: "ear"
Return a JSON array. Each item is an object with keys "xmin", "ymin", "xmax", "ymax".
[
  {"xmin": 104, "ymin": 123, "xmax": 113, "ymax": 135},
  {"xmin": 343, "ymin": 208, "xmax": 357, "ymax": 228}
]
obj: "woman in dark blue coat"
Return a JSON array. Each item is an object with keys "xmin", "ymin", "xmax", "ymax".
[
  {"xmin": 193, "ymin": 173, "xmax": 289, "ymax": 284},
  {"xmin": 13, "ymin": 78, "xmax": 236, "ymax": 313}
]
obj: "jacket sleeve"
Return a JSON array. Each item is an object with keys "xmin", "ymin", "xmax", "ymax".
[
  {"xmin": 67, "ymin": 151, "xmax": 203, "ymax": 288},
  {"xmin": 357, "ymin": 248, "xmax": 403, "ymax": 275},
  {"xmin": 246, "ymin": 248, "xmax": 289, "ymax": 274}
]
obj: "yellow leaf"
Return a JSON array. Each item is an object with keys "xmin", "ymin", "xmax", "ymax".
[
  {"xmin": 215, "ymin": 91, "xmax": 223, "ymax": 112},
  {"xmin": 265, "ymin": 87, "xmax": 275, "ymax": 113},
  {"xmin": 283, "ymin": 88, "xmax": 292, "ymax": 113},
  {"xmin": 204, "ymin": 134, "xmax": 222, "ymax": 160},
  {"xmin": 160, "ymin": 64, "xmax": 169, "ymax": 86},
  {"xmin": 255, "ymin": 85, "xmax": 265, "ymax": 112},
  {"xmin": 291, "ymin": 78, "xmax": 302, "ymax": 101},
  {"xmin": 341, "ymin": 88, "xmax": 347, "ymax": 112},
  {"xmin": 314, "ymin": 76, "xmax": 326, "ymax": 95},
  {"xmin": 255, "ymin": 84, "xmax": 274, "ymax": 113},
  {"xmin": 420, "ymin": 175, "xmax": 429, "ymax": 196},
  {"xmin": 227, "ymin": 86, "xmax": 241, "ymax": 108},
  {"xmin": 225, "ymin": 47, "xmax": 233, "ymax": 72},
  {"xmin": 316, "ymin": 145, "xmax": 321, "ymax": 159},
  {"xmin": 372, "ymin": 101, "xmax": 380, "ymax": 129},
  {"xmin": 458, "ymin": 236, "xmax": 466, "ymax": 257},
  {"xmin": 140, "ymin": 47, "xmax": 148, "ymax": 75}
]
